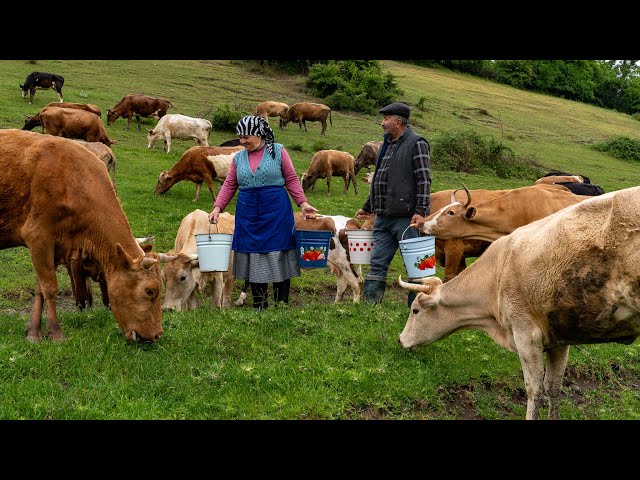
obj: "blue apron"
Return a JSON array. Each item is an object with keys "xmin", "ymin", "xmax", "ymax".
[{"xmin": 232, "ymin": 185, "xmax": 296, "ymax": 253}]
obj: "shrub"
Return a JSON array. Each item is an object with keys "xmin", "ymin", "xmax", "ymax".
[
  {"xmin": 431, "ymin": 129, "xmax": 546, "ymax": 180},
  {"xmin": 591, "ymin": 135, "xmax": 640, "ymax": 162},
  {"xmin": 210, "ymin": 103, "xmax": 247, "ymax": 132}
]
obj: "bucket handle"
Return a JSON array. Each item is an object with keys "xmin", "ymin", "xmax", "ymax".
[
  {"xmin": 208, "ymin": 221, "xmax": 220, "ymax": 239},
  {"xmin": 401, "ymin": 223, "xmax": 419, "ymax": 242}
]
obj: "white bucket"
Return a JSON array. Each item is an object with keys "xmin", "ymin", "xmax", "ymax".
[
  {"xmin": 345, "ymin": 229, "xmax": 375, "ymax": 264},
  {"xmin": 195, "ymin": 231, "xmax": 233, "ymax": 272},
  {"xmin": 399, "ymin": 225, "xmax": 436, "ymax": 279}
]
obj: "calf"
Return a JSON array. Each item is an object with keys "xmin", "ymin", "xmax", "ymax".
[
  {"xmin": 37, "ymin": 106, "xmax": 116, "ymax": 146},
  {"xmin": 255, "ymin": 101, "xmax": 290, "ymax": 129},
  {"xmin": 160, "ymin": 210, "xmax": 236, "ymax": 310},
  {"xmin": 354, "ymin": 141, "xmax": 382, "ymax": 175},
  {"xmin": 107, "ymin": 94, "xmax": 173, "ymax": 131},
  {"xmin": 283, "ymin": 102, "xmax": 332, "ymax": 135},
  {"xmin": 155, "ymin": 145, "xmax": 243, "ymax": 204},
  {"xmin": 147, "ymin": 114, "xmax": 212, "ymax": 153},
  {"xmin": 20, "ymin": 71, "xmax": 64, "ymax": 104},
  {"xmin": 301, "ymin": 149, "xmax": 358, "ymax": 195}
]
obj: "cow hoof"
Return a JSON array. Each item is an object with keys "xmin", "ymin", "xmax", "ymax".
[
  {"xmin": 25, "ymin": 333, "xmax": 42, "ymax": 343},
  {"xmin": 48, "ymin": 332, "xmax": 65, "ymax": 342}
]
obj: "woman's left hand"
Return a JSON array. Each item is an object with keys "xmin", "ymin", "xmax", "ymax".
[{"xmin": 300, "ymin": 201, "xmax": 318, "ymax": 219}]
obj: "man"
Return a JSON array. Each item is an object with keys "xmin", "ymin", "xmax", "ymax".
[{"xmin": 355, "ymin": 102, "xmax": 431, "ymax": 306}]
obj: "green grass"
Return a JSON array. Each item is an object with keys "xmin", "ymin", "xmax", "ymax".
[{"xmin": 1, "ymin": 59, "xmax": 639, "ymax": 420}]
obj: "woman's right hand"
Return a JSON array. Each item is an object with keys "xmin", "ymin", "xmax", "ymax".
[{"xmin": 209, "ymin": 207, "xmax": 221, "ymax": 224}]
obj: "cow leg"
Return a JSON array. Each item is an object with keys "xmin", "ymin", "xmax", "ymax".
[
  {"xmin": 443, "ymin": 240, "xmax": 465, "ymax": 282},
  {"xmin": 202, "ymin": 172, "xmax": 217, "ymax": 203},
  {"xmin": 194, "ymin": 182, "xmax": 202, "ymax": 202},
  {"xmin": 211, "ymin": 272, "xmax": 224, "ymax": 308},
  {"xmin": 326, "ymin": 175, "xmax": 331, "ymax": 194},
  {"xmin": 136, "ymin": 115, "xmax": 142, "ymax": 131},
  {"xmin": 56, "ymin": 86, "xmax": 63, "ymax": 102},
  {"xmin": 26, "ymin": 280, "xmax": 45, "ymax": 342},
  {"xmin": 98, "ymin": 277, "xmax": 110, "ymax": 308},
  {"xmin": 125, "ymin": 114, "xmax": 131, "ymax": 131},
  {"xmin": 29, "ymin": 89, "xmax": 36, "ymax": 104},
  {"xmin": 514, "ymin": 327, "xmax": 546, "ymax": 420},
  {"xmin": 164, "ymin": 133, "xmax": 171, "ymax": 153},
  {"xmin": 221, "ymin": 269, "xmax": 235, "ymax": 308},
  {"xmin": 235, "ymin": 280, "xmax": 251, "ymax": 306},
  {"xmin": 544, "ymin": 345, "xmax": 570, "ymax": 420},
  {"xmin": 303, "ymin": 120, "xmax": 307, "ymax": 132},
  {"xmin": 343, "ymin": 174, "xmax": 349, "ymax": 194},
  {"xmin": 321, "ymin": 121, "xmax": 326, "ymax": 135}
]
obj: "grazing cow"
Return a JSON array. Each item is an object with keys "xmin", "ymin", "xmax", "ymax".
[
  {"xmin": 106, "ymin": 94, "xmax": 173, "ymax": 131},
  {"xmin": 399, "ymin": 186, "xmax": 640, "ymax": 420},
  {"xmin": 301, "ymin": 150, "xmax": 358, "ymax": 194},
  {"xmin": 354, "ymin": 141, "xmax": 382, "ymax": 175},
  {"xmin": 554, "ymin": 182, "xmax": 605, "ymax": 196},
  {"xmin": 283, "ymin": 102, "xmax": 332, "ymax": 135},
  {"xmin": 155, "ymin": 145, "xmax": 243, "ymax": 203},
  {"xmin": 72, "ymin": 140, "xmax": 117, "ymax": 189},
  {"xmin": 36, "ymin": 106, "xmax": 116, "ymax": 146},
  {"xmin": 147, "ymin": 114, "xmax": 212, "ymax": 153},
  {"xmin": 254, "ymin": 101, "xmax": 290, "ymax": 129},
  {"xmin": 160, "ymin": 210, "xmax": 236, "ymax": 311},
  {"xmin": 294, "ymin": 213, "xmax": 362, "ymax": 302},
  {"xmin": 423, "ymin": 184, "xmax": 590, "ymax": 243},
  {"xmin": 20, "ymin": 71, "xmax": 64, "ymax": 104},
  {"xmin": 0, "ymin": 130, "xmax": 165, "ymax": 343},
  {"xmin": 46, "ymin": 102, "xmax": 101, "ymax": 117}
]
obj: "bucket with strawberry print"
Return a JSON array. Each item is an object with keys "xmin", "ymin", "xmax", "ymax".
[
  {"xmin": 294, "ymin": 229, "xmax": 332, "ymax": 269},
  {"xmin": 399, "ymin": 225, "xmax": 436, "ymax": 279}
]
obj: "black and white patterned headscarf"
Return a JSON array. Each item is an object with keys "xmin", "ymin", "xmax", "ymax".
[{"xmin": 236, "ymin": 115, "xmax": 276, "ymax": 158}]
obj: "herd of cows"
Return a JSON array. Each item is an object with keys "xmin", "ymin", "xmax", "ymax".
[{"xmin": 3, "ymin": 70, "xmax": 639, "ymax": 420}]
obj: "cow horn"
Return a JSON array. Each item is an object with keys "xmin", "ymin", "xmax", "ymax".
[
  {"xmin": 135, "ymin": 235, "xmax": 155, "ymax": 244},
  {"xmin": 141, "ymin": 257, "xmax": 158, "ymax": 269},
  {"xmin": 158, "ymin": 253, "xmax": 178, "ymax": 263},
  {"xmin": 398, "ymin": 276, "xmax": 442, "ymax": 293},
  {"xmin": 461, "ymin": 184, "xmax": 472, "ymax": 208},
  {"xmin": 451, "ymin": 189, "xmax": 459, "ymax": 203}
]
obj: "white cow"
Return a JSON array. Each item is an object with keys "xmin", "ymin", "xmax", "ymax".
[
  {"xmin": 147, "ymin": 114, "xmax": 212, "ymax": 153},
  {"xmin": 399, "ymin": 186, "xmax": 640, "ymax": 420}
]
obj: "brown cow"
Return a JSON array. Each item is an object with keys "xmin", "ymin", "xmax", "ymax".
[
  {"xmin": 354, "ymin": 141, "xmax": 382, "ymax": 175},
  {"xmin": 46, "ymin": 102, "xmax": 101, "ymax": 117},
  {"xmin": 0, "ymin": 130, "xmax": 166, "ymax": 343},
  {"xmin": 155, "ymin": 145, "xmax": 244, "ymax": 204},
  {"xmin": 255, "ymin": 101, "xmax": 290, "ymax": 129},
  {"xmin": 36, "ymin": 106, "xmax": 116, "ymax": 146},
  {"xmin": 106, "ymin": 94, "xmax": 172, "ymax": 131},
  {"xmin": 300, "ymin": 150, "xmax": 358, "ymax": 195},
  {"xmin": 283, "ymin": 102, "xmax": 332, "ymax": 135}
]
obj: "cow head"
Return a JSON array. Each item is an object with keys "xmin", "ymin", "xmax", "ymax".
[
  {"xmin": 160, "ymin": 252, "xmax": 202, "ymax": 311},
  {"xmin": 155, "ymin": 171, "xmax": 173, "ymax": 194},
  {"xmin": 105, "ymin": 244, "xmax": 165, "ymax": 342},
  {"xmin": 106, "ymin": 109, "xmax": 119, "ymax": 125},
  {"xmin": 398, "ymin": 276, "xmax": 447, "ymax": 349},
  {"xmin": 22, "ymin": 114, "xmax": 41, "ymax": 131},
  {"xmin": 301, "ymin": 173, "xmax": 317, "ymax": 192},
  {"xmin": 147, "ymin": 128, "xmax": 161, "ymax": 149},
  {"xmin": 422, "ymin": 185, "xmax": 475, "ymax": 239}
]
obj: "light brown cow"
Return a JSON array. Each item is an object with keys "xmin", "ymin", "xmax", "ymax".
[
  {"xmin": 283, "ymin": 102, "xmax": 332, "ymax": 135},
  {"xmin": 399, "ymin": 186, "xmax": 640, "ymax": 419},
  {"xmin": 254, "ymin": 101, "xmax": 290, "ymax": 129},
  {"xmin": 534, "ymin": 174, "xmax": 584, "ymax": 185},
  {"xmin": 155, "ymin": 145, "xmax": 244, "ymax": 204},
  {"xmin": 72, "ymin": 140, "xmax": 117, "ymax": 189},
  {"xmin": 160, "ymin": 210, "xmax": 236, "ymax": 311},
  {"xmin": 0, "ymin": 130, "xmax": 164, "ymax": 342},
  {"xmin": 147, "ymin": 114, "xmax": 212, "ymax": 153},
  {"xmin": 46, "ymin": 102, "xmax": 102, "ymax": 117},
  {"xmin": 301, "ymin": 150, "xmax": 358, "ymax": 195},
  {"xmin": 423, "ymin": 184, "xmax": 589, "ymax": 242},
  {"xmin": 354, "ymin": 141, "xmax": 382, "ymax": 175},
  {"xmin": 36, "ymin": 106, "xmax": 116, "ymax": 146},
  {"xmin": 107, "ymin": 94, "xmax": 173, "ymax": 131}
]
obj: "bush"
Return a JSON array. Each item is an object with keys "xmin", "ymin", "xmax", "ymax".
[
  {"xmin": 307, "ymin": 60, "xmax": 403, "ymax": 114},
  {"xmin": 591, "ymin": 135, "xmax": 640, "ymax": 162},
  {"xmin": 431, "ymin": 129, "xmax": 546, "ymax": 180},
  {"xmin": 210, "ymin": 103, "xmax": 247, "ymax": 132}
]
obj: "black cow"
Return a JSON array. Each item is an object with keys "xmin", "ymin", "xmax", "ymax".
[
  {"xmin": 219, "ymin": 138, "xmax": 241, "ymax": 147},
  {"xmin": 20, "ymin": 72, "xmax": 65, "ymax": 104},
  {"xmin": 556, "ymin": 182, "xmax": 605, "ymax": 196}
]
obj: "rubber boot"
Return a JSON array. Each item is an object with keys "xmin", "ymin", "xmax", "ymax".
[
  {"xmin": 407, "ymin": 291, "xmax": 417, "ymax": 308},
  {"xmin": 273, "ymin": 279, "xmax": 290, "ymax": 304},
  {"xmin": 251, "ymin": 282, "xmax": 269, "ymax": 310},
  {"xmin": 363, "ymin": 279, "xmax": 386, "ymax": 304}
]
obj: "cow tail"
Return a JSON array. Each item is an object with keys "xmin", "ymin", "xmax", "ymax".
[{"xmin": 329, "ymin": 109, "xmax": 333, "ymax": 128}]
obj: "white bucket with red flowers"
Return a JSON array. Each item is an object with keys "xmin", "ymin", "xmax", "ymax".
[{"xmin": 399, "ymin": 225, "xmax": 436, "ymax": 279}]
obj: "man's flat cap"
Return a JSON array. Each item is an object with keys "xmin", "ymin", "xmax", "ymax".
[{"xmin": 379, "ymin": 102, "xmax": 410, "ymax": 119}]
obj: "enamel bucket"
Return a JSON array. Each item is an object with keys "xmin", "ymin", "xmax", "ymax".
[
  {"xmin": 345, "ymin": 229, "xmax": 375, "ymax": 264},
  {"xmin": 294, "ymin": 229, "xmax": 332, "ymax": 269},
  {"xmin": 195, "ymin": 224, "xmax": 233, "ymax": 272},
  {"xmin": 399, "ymin": 225, "xmax": 436, "ymax": 279}
]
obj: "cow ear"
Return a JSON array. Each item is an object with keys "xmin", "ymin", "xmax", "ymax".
[
  {"xmin": 115, "ymin": 243, "xmax": 136, "ymax": 269},
  {"xmin": 465, "ymin": 207, "xmax": 477, "ymax": 219},
  {"xmin": 141, "ymin": 243, "xmax": 154, "ymax": 253},
  {"xmin": 187, "ymin": 253, "xmax": 199, "ymax": 268}
]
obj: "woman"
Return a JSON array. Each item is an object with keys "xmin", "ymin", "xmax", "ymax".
[{"xmin": 208, "ymin": 115, "xmax": 318, "ymax": 310}]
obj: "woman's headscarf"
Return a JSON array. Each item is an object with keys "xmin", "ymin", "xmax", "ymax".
[{"xmin": 236, "ymin": 115, "xmax": 276, "ymax": 158}]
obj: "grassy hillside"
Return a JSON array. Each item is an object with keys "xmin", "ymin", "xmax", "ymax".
[{"xmin": 0, "ymin": 60, "xmax": 638, "ymax": 420}]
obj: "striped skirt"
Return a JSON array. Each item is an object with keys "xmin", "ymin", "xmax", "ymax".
[{"xmin": 233, "ymin": 249, "xmax": 301, "ymax": 283}]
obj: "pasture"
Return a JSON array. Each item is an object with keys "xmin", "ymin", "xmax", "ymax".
[{"xmin": 0, "ymin": 60, "xmax": 639, "ymax": 420}]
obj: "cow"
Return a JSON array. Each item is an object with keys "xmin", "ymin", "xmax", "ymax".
[
  {"xmin": 20, "ymin": 71, "xmax": 64, "ymax": 104},
  {"xmin": 155, "ymin": 145, "xmax": 244, "ymax": 204},
  {"xmin": 294, "ymin": 213, "xmax": 362, "ymax": 302},
  {"xmin": 220, "ymin": 138, "xmax": 241, "ymax": 147},
  {"xmin": 354, "ymin": 141, "xmax": 382, "ymax": 175},
  {"xmin": 147, "ymin": 114, "xmax": 212, "ymax": 153},
  {"xmin": 398, "ymin": 185, "xmax": 640, "ymax": 420},
  {"xmin": 72, "ymin": 140, "xmax": 117, "ymax": 189},
  {"xmin": 106, "ymin": 94, "xmax": 173, "ymax": 131},
  {"xmin": 34, "ymin": 106, "xmax": 116, "ymax": 146},
  {"xmin": 46, "ymin": 102, "xmax": 101, "ymax": 117},
  {"xmin": 554, "ymin": 182, "xmax": 605, "ymax": 196},
  {"xmin": 254, "ymin": 101, "xmax": 290, "ymax": 129},
  {"xmin": 283, "ymin": 102, "xmax": 332, "ymax": 135},
  {"xmin": 0, "ymin": 129, "xmax": 166, "ymax": 343},
  {"xmin": 300, "ymin": 150, "xmax": 358, "ymax": 195},
  {"xmin": 160, "ymin": 210, "xmax": 236, "ymax": 311},
  {"xmin": 422, "ymin": 184, "xmax": 590, "ymax": 243}
]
